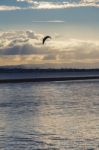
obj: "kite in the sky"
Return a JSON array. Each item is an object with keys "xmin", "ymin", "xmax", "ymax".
[{"xmin": 42, "ymin": 36, "xmax": 51, "ymax": 45}]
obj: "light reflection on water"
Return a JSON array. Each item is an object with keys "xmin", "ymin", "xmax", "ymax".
[{"xmin": 0, "ymin": 80, "xmax": 99, "ymax": 150}]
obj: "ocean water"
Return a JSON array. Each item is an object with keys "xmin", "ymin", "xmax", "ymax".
[{"xmin": 0, "ymin": 80, "xmax": 99, "ymax": 150}]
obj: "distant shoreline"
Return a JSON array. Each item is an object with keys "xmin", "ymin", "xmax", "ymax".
[
  {"xmin": 0, "ymin": 76, "xmax": 99, "ymax": 83},
  {"xmin": 1, "ymin": 68, "xmax": 99, "ymax": 83},
  {"xmin": 1, "ymin": 68, "xmax": 99, "ymax": 73}
]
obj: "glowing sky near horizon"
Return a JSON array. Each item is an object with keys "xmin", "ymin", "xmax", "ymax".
[{"xmin": 0, "ymin": 0, "xmax": 99, "ymax": 68}]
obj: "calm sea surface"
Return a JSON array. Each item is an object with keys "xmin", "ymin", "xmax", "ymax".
[{"xmin": 0, "ymin": 80, "xmax": 99, "ymax": 150}]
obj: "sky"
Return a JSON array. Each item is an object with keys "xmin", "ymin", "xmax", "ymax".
[{"xmin": 0, "ymin": 0, "xmax": 99, "ymax": 68}]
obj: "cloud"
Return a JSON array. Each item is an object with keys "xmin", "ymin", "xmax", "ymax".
[
  {"xmin": 81, "ymin": 0, "xmax": 99, "ymax": 3},
  {"xmin": 0, "ymin": 30, "xmax": 99, "ymax": 68},
  {"xmin": 32, "ymin": 20, "xmax": 64, "ymax": 23},
  {"xmin": 16, "ymin": 0, "xmax": 99, "ymax": 9},
  {"xmin": 0, "ymin": 0, "xmax": 99, "ymax": 11},
  {"xmin": 0, "ymin": 5, "xmax": 21, "ymax": 11},
  {"xmin": 17, "ymin": 0, "xmax": 33, "ymax": 3}
]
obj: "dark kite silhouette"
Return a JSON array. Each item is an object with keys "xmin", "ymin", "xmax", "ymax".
[{"xmin": 42, "ymin": 36, "xmax": 51, "ymax": 45}]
